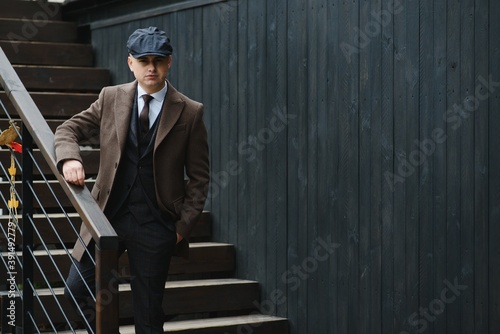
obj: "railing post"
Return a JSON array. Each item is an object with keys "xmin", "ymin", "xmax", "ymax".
[
  {"xmin": 95, "ymin": 243, "xmax": 119, "ymax": 334},
  {"xmin": 21, "ymin": 124, "xmax": 34, "ymax": 334}
]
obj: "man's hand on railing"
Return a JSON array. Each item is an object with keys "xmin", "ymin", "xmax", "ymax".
[{"xmin": 62, "ymin": 159, "xmax": 86, "ymax": 186}]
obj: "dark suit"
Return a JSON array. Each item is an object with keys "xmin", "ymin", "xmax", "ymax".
[{"xmin": 54, "ymin": 80, "xmax": 209, "ymax": 333}]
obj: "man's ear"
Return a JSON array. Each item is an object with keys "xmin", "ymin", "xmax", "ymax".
[{"xmin": 127, "ymin": 56, "xmax": 134, "ymax": 71}]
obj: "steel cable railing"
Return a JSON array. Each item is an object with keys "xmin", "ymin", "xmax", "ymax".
[
  {"xmin": 26, "ymin": 182, "xmax": 95, "ymax": 331},
  {"xmin": 0, "ymin": 47, "xmax": 119, "ymax": 334}
]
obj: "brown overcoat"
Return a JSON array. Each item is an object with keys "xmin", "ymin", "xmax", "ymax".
[{"xmin": 54, "ymin": 80, "xmax": 210, "ymax": 261}]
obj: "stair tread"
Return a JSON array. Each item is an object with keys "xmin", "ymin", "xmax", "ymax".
[
  {"xmin": 133, "ymin": 314, "xmax": 287, "ymax": 333},
  {"xmin": 0, "ymin": 18, "xmax": 68, "ymax": 24},
  {"xmin": 59, "ymin": 314, "xmax": 287, "ymax": 333},
  {"xmin": 1, "ymin": 242, "xmax": 233, "ymax": 258},
  {"xmin": 13, "ymin": 64, "xmax": 108, "ymax": 70},
  {"xmin": 33, "ymin": 278, "xmax": 255, "ymax": 296},
  {"xmin": 0, "ymin": 40, "xmax": 89, "ymax": 47},
  {"xmin": 165, "ymin": 314, "xmax": 287, "ymax": 330}
]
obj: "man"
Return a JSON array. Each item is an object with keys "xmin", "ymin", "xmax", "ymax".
[{"xmin": 54, "ymin": 26, "xmax": 209, "ymax": 333}]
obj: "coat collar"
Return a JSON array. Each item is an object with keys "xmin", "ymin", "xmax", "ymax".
[
  {"xmin": 113, "ymin": 80, "xmax": 185, "ymax": 152},
  {"xmin": 154, "ymin": 81, "xmax": 184, "ymax": 150}
]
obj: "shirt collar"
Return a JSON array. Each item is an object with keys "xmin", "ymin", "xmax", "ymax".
[{"xmin": 137, "ymin": 81, "xmax": 168, "ymax": 102}]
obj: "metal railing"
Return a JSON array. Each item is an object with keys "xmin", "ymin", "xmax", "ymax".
[{"xmin": 0, "ymin": 47, "xmax": 119, "ymax": 333}]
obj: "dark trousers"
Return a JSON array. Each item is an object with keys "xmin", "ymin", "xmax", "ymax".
[{"xmin": 64, "ymin": 212, "xmax": 177, "ymax": 334}]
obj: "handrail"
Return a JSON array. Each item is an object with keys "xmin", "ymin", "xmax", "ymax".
[{"xmin": 0, "ymin": 47, "xmax": 119, "ymax": 333}]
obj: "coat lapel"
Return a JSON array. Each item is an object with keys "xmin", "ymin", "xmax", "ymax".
[
  {"xmin": 114, "ymin": 81, "xmax": 137, "ymax": 151},
  {"xmin": 154, "ymin": 82, "xmax": 184, "ymax": 151}
]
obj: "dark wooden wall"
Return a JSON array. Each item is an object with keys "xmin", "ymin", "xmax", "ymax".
[{"xmin": 69, "ymin": 0, "xmax": 500, "ymax": 332}]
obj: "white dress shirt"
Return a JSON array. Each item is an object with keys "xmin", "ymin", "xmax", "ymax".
[{"xmin": 136, "ymin": 82, "xmax": 168, "ymax": 129}]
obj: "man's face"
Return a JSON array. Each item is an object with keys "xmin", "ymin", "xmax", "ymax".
[{"xmin": 128, "ymin": 54, "xmax": 172, "ymax": 94}]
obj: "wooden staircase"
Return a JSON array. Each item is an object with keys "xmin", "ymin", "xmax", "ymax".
[{"xmin": 0, "ymin": 1, "xmax": 288, "ymax": 333}]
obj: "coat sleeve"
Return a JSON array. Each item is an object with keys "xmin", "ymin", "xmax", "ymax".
[{"xmin": 54, "ymin": 88, "xmax": 104, "ymax": 170}]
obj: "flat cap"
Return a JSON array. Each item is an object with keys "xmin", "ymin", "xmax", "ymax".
[{"xmin": 127, "ymin": 26, "xmax": 173, "ymax": 58}]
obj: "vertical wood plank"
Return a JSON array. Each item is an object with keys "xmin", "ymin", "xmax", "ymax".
[
  {"xmin": 489, "ymin": 0, "xmax": 500, "ymax": 332},
  {"xmin": 306, "ymin": 0, "xmax": 319, "ymax": 332},
  {"xmin": 368, "ymin": 0, "xmax": 383, "ymax": 330},
  {"xmin": 286, "ymin": 0, "xmax": 309, "ymax": 332},
  {"xmin": 264, "ymin": 0, "xmax": 288, "ymax": 319},
  {"xmin": 246, "ymin": 0, "xmax": 267, "ymax": 290},
  {"xmin": 218, "ymin": 0, "xmax": 231, "ymax": 246},
  {"xmin": 446, "ymin": 0, "xmax": 461, "ymax": 332},
  {"xmin": 359, "ymin": 0, "xmax": 372, "ymax": 331},
  {"xmin": 430, "ymin": 2, "xmax": 448, "ymax": 334},
  {"xmin": 225, "ymin": 0, "xmax": 239, "ymax": 288},
  {"xmin": 459, "ymin": 0, "xmax": 475, "ymax": 332},
  {"xmin": 404, "ymin": 1, "xmax": 420, "ymax": 332},
  {"xmin": 337, "ymin": 0, "xmax": 360, "ymax": 331},
  {"xmin": 380, "ymin": 0, "xmax": 395, "ymax": 332},
  {"xmin": 392, "ymin": 0, "xmax": 408, "ymax": 331},
  {"xmin": 417, "ymin": 0, "xmax": 434, "ymax": 333},
  {"xmin": 203, "ymin": 4, "xmax": 221, "ymax": 238},
  {"xmin": 326, "ymin": 1, "xmax": 340, "ymax": 332},
  {"xmin": 474, "ymin": 0, "xmax": 490, "ymax": 332},
  {"xmin": 236, "ymin": 0, "xmax": 249, "ymax": 280}
]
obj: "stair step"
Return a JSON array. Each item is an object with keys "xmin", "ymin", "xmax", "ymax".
[
  {"xmin": 0, "ymin": 41, "xmax": 94, "ymax": 67},
  {"xmin": 0, "ymin": 211, "xmax": 212, "ymax": 246},
  {"xmin": 0, "ymin": 180, "xmax": 212, "ymax": 219},
  {"xmin": 0, "ymin": 242, "xmax": 233, "ymax": 284},
  {"xmin": 0, "ymin": 213, "xmax": 80, "ymax": 246},
  {"xmin": 153, "ymin": 314, "xmax": 288, "ymax": 334},
  {"xmin": 64, "ymin": 315, "xmax": 289, "ymax": 334},
  {"xmin": 0, "ymin": 119, "xmax": 98, "ymax": 145},
  {"xmin": 0, "ymin": 179, "xmax": 70, "ymax": 209},
  {"xmin": 31, "ymin": 279, "xmax": 259, "ymax": 324},
  {"xmin": 0, "ymin": 91, "xmax": 99, "ymax": 118},
  {"xmin": 13, "ymin": 65, "xmax": 110, "ymax": 92},
  {"xmin": 0, "ymin": 0, "xmax": 62, "ymax": 20},
  {"xmin": 0, "ymin": 18, "xmax": 76, "ymax": 43},
  {"xmin": 0, "ymin": 147, "xmax": 100, "ymax": 177}
]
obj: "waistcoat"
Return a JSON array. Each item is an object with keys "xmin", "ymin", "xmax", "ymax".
[{"xmin": 105, "ymin": 95, "xmax": 174, "ymax": 230}]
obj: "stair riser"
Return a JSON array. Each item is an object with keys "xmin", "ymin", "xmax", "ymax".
[
  {"xmin": 0, "ymin": 0, "xmax": 62, "ymax": 20},
  {"xmin": 0, "ymin": 149, "xmax": 100, "ymax": 177},
  {"xmin": 0, "ymin": 41, "xmax": 94, "ymax": 67},
  {"xmin": 0, "ymin": 19, "xmax": 76, "ymax": 43},
  {"xmin": 0, "ymin": 244, "xmax": 233, "ymax": 284},
  {"xmin": 0, "ymin": 216, "xmax": 80, "ymax": 247},
  {"xmin": 30, "ymin": 282, "xmax": 258, "ymax": 325},
  {"xmin": 0, "ymin": 92, "xmax": 99, "ymax": 118},
  {"xmin": 0, "ymin": 120, "xmax": 98, "ymax": 146},
  {"xmin": 0, "ymin": 212, "xmax": 212, "ymax": 249},
  {"xmin": 14, "ymin": 66, "xmax": 110, "ymax": 92}
]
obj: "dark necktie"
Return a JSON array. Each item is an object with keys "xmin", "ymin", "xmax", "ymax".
[{"xmin": 139, "ymin": 94, "xmax": 153, "ymax": 138}]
